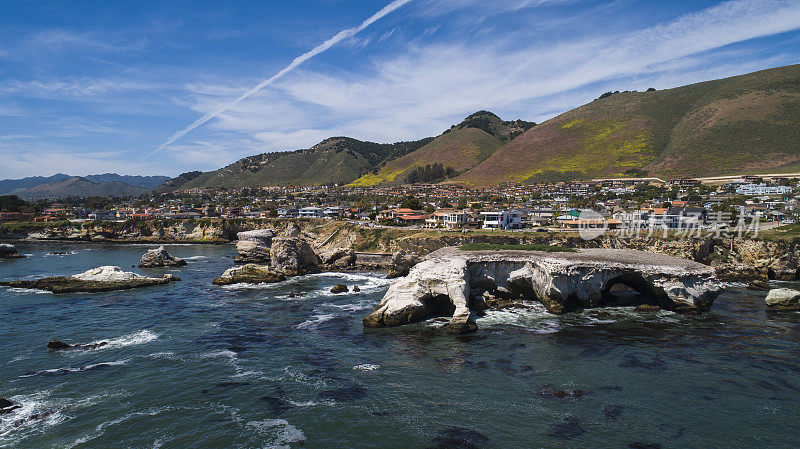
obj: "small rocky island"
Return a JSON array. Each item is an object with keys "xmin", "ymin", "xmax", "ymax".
[
  {"xmin": 363, "ymin": 247, "xmax": 723, "ymax": 334},
  {"xmin": 0, "ymin": 243, "xmax": 24, "ymax": 259},
  {"xmin": 213, "ymin": 227, "xmax": 321, "ymax": 285},
  {"xmin": 139, "ymin": 246, "xmax": 187, "ymax": 268},
  {"xmin": 0, "ymin": 265, "xmax": 179, "ymax": 293}
]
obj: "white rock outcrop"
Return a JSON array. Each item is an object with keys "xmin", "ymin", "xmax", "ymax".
[
  {"xmin": 363, "ymin": 247, "xmax": 723, "ymax": 333},
  {"xmin": 72, "ymin": 266, "xmax": 154, "ymax": 282},
  {"xmin": 765, "ymin": 288, "xmax": 800, "ymax": 311},
  {"xmin": 139, "ymin": 246, "xmax": 187, "ymax": 268}
]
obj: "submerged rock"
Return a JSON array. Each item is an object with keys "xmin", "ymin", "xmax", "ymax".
[
  {"xmin": 429, "ymin": 427, "xmax": 489, "ymax": 449},
  {"xmin": 634, "ymin": 304, "xmax": 661, "ymax": 313},
  {"xmin": 538, "ymin": 384, "xmax": 588, "ymax": 399},
  {"xmin": 139, "ymin": 246, "xmax": 187, "ymax": 268},
  {"xmin": 47, "ymin": 339, "xmax": 108, "ymax": 351},
  {"xmin": 748, "ymin": 280, "xmax": 769, "ymax": 291},
  {"xmin": 0, "ymin": 243, "xmax": 24, "ymax": 259},
  {"xmin": 445, "ymin": 314, "xmax": 478, "ymax": 335},
  {"xmin": 0, "ymin": 266, "xmax": 178, "ymax": 293},
  {"xmin": 47, "ymin": 340, "xmax": 72, "ymax": 351},
  {"xmin": 270, "ymin": 237, "xmax": 320, "ymax": 276},
  {"xmin": 765, "ymin": 288, "xmax": 800, "ymax": 311},
  {"xmin": 212, "ymin": 264, "xmax": 286, "ymax": 285},
  {"xmin": 364, "ymin": 247, "xmax": 722, "ymax": 332},
  {"xmin": 0, "ymin": 397, "xmax": 20, "ymax": 414},
  {"xmin": 330, "ymin": 284, "xmax": 349, "ymax": 294},
  {"xmin": 352, "ymin": 285, "xmax": 360, "ymax": 292}
]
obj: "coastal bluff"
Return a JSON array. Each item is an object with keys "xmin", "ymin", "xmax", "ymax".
[{"xmin": 363, "ymin": 247, "xmax": 722, "ymax": 334}]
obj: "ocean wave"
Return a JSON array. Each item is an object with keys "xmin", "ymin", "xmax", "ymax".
[
  {"xmin": 147, "ymin": 352, "xmax": 182, "ymax": 361},
  {"xmin": 6, "ymin": 287, "xmax": 50, "ymax": 294},
  {"xmin": 184, "ymin": 255, "xmax": 207, "ymax": 260},
  {"xmin": 0, "ymin": 391, "xmax": 66, "ymax": 441},
  {"xmin": 353, "ymin": 364, "xmax": 380, "ymax": 371},
  {"xmin": 199, "ymin": 349, "xmax": 238, "ymax": 362},
  {"xmin": 19, "ymin": 359, "xmax": 129, "ymax": 378},
  {"xmin": 63, "ymin": 406, "xmax": 175, "ymax": 449},
  {"xmin": 102, "ymin": 330, "xmax": 159, "ymax": 349},
  {"xmin": 247, "ymin": 419, "xmax": 306, "ymax": 446},
  {"xmin": 476, "ymin": 305, "xmax": 562, "ymax": 334},
  {"xmin": 294, "ymin": 314, "xmax": 338, "ymax": 330},
  {"xmin": 43, "ymin": 251, "xmax": 78, "ymax": 257}
]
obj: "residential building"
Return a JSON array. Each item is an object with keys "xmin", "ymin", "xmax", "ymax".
[{"xmin": 481, "ymin": 210, "xmax": 522, "ymax": 230}]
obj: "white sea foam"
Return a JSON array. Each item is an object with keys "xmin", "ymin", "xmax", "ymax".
[
  {"xmin": 294, "ymin": 313, "xmax": 338, "ymax": 330},
  {"xmin": 63, "ymin": 406, "xmax": 175, "ymax": 449},
  {"xmin": 476, "ymin": 305, "xmax": 562, "ymax": 334},
  {"xmin": 247, "ymin": 419, "xmax": 306, "ymax": 445},
  {"xmin": 0, "ymin": 391, "xmax": 66, "ymax": 441},
  {"xmin": 101, "ymin": 329, "xmax": 159, "ymax": 348},
  {"xmin": 6, "ymin": 287, "xmax": 50, "ymax": 294},
  {"xmin": 200, "ymin": 349, "xmax": 237, "ymax": 360},
  {"xmin": 185, "ymin": 255, "xmax": 207, "ymax": 260},
  {"xmin": 353, "ymin": 364, "xmax": 380, "ymax": 371},
  {"xmin": 44, "ymin": 251, "xmax": 77, "ymax": 257},
  {"xmin": 19, "ymin": 359, "xmax": 129, "ymax": 378}
]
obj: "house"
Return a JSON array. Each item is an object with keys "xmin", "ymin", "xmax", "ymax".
[
  {"xmin": 396, "ymin": 213, "xmax": 429, "ymax": 225},
  {"xmin": 481, "ymin": 210, "xmax": 522, "ymax": 230},
  {"xmin": 323, "ymin": 206, "xmax": 343, "ymax": 219},
  {"xmin": 425, "ymin": 210, "xmax": 469, "ymax": 229},
  {"xmin": 278, "ymin": 206, "xmax": 299, "ymax": 218},
  {"xmin": 736, "ymin": 183, "xmax": 792, "ymax": 196},
  {"xmin": 88, "ymin": 211, "xmax": 117, "ymax": 220},
  {"xmin": 299, "ymin": 206, "xmax": 324, "ymax": 218}
]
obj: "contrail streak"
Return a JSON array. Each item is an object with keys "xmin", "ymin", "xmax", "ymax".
[{"xmin": 144, "ymin": 0, "xmax": 414, "ymax": 159}]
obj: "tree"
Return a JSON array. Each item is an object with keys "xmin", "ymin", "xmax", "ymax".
[
  {"xmin": 0, "ymin": 195, "xmax": 29, "ymax": 212},
  {"xmin": 400, "ymin": 196, "xmax": 422, "ymax": 210},
  {"xmin": 85, "ymin": 196, "xmax": 110, "ymax": 210},
  {"xmin": 457, "ymin": 198, "xmax": 468, "ymax": 210}
]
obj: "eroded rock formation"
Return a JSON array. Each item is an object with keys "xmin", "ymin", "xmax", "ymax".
[
  {"xmin": 270, "ymin": 237, "xmax": 321, "ymax": 276},
  {"xmin": 765, "ymin": 288, "xmax": 800, "ymax": 311},
  {"xmin": 139, "ymin": 246, "xmax": 187, "ymax": 267},
  {"xmin": 234, "ymin": 229, "xmax": 273, "ymax": 263},
  {"xmin": 364, "ymin": 247, "xmax": 722, "ymax": 333},
  {"xmin": 212, "ymin": 263, "xmax": 286, "ymax": 285}
]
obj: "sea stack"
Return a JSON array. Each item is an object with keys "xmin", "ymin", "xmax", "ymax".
[{"xmin": 139, "ymin": 246, "xmax": 187, "ymax": 268}]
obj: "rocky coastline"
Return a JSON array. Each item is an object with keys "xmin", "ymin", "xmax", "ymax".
[
  {"xmin": 3, "ymin": 218, "xmax": 800, "ymax": 282},
  {"xmin": 363, "ymin": 247, "xmax": 723, "ymax": 334}
]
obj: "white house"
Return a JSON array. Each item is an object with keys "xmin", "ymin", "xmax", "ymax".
[
  {"xmin": 736, "ymin": 183, "xmax": 792, "ymax": 196},
  {"xmin": 481, "ymin": 210, "xmax": 523, "ymax": 230},
  {"xmin": 299, "ymin": 206, "xmax": 324, "ymax": 218}
]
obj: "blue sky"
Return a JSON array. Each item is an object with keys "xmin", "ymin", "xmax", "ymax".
[{"xmin": 1, "ymin": 0, "xmax": 799, "ymax": 178}]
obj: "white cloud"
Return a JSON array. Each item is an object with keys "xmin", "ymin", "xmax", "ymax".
[{"xmin": 178, "ymin": 0, "xmax": 800, "ymax": 156}]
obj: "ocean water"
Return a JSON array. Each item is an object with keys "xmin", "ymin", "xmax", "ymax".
[{"xmin": 1, "ymin": 242, "xmax": 799, "ymax": 448}]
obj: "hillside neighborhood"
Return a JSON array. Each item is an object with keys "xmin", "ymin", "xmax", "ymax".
[{"xmin": 2, "ymin": 174, "xmax": 795, "ymax": 238}]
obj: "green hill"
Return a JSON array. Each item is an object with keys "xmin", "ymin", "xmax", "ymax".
[
  {"xmin": 175, "ymin": 136, "xmax": 432, "ymax": 189},
  {"xmin": 349, "ymin": 111, "xmax": 534, "ymax": 186},
  {"xmin": 459, "ymin": 64, "xmax": 800, "ymax": 185}
]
